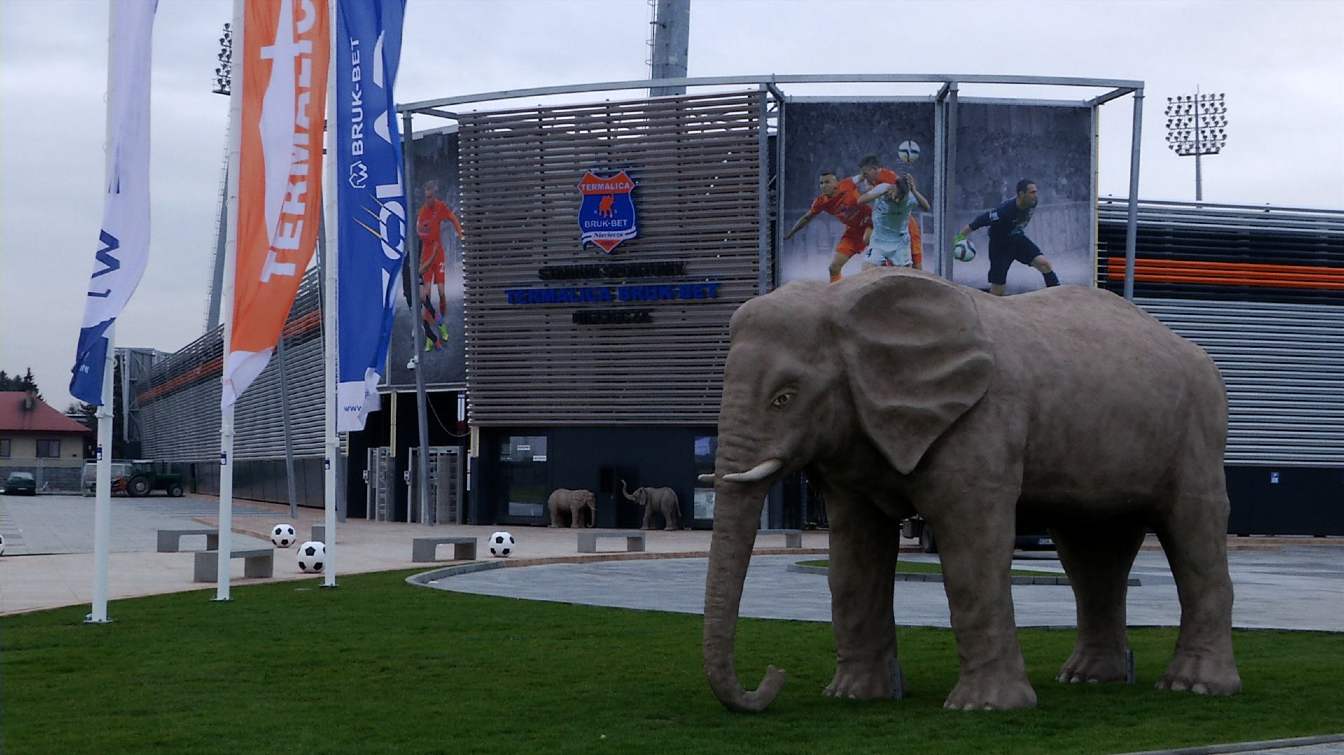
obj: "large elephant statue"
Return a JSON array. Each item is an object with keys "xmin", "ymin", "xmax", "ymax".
[
  {"xmin": 620, "ymin": 480, "xmax": 681, "ymax": 530},
  {"xmin": 700, "ymin": 268, "xmax": 1240, "ymax": 713},
  {"xmin": 547, "ymin": 489, "xmax": 596, "ymax": 528}
]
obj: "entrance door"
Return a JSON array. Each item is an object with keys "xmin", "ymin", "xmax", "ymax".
[{"xmin": 498, "ymin": 435, "xmax": 549, "ymax": 525}]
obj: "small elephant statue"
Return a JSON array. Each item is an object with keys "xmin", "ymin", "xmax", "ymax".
[
  {"xmin": 547, "ymin": 489, "xmax": 596, "ymax": 528},
  {"xmin": 620, "ymin": 479, "xmax": 680, "ymax": 530},
  {"xmin": 701, "ymin": 268, "xmax": 1241, "ymax": 714}
]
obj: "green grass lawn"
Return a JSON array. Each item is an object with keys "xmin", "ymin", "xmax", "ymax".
[
  {"xmin": 3, "ymin": 569, "xmax": 1342, "ymax": 754},
  {"xmin": 798, "ymin": 559, "xmax": 1063, "ymax": 578}
]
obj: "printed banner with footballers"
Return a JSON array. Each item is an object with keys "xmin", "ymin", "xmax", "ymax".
[
  {"xmin": 70, "ymin": 0, "xmax": 157, "ymax": 404},
  {"xmin": 781, "ymin": 101, "xmax": 1095, "ymax": 295},
  {"xmin": 223, "ymin": 0, "xmax": 330, "ymax": 407},
  {"xmin": 334, "ymin": 0, "xmax": 406, "ymax": 431},
  {"xmin": 382, "ymin": 129, "xmax": 467, "ymax": 390},
  {"xmin": 780, "ymin": 102, "xmax": 936, "ymax": 284},
  {"xmin": 950, "ymin": 102, "xmax": 1095, "ymax": 295}
]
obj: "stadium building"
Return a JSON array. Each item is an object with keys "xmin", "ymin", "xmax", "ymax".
[{"xmin": 136, "ymin": 77, "xmax": 1344, "ymax": 536}]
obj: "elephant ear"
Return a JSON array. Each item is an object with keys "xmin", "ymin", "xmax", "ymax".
[{"xmin": 829, "ymin": 271, "xmax": 995, "ymax": 475}]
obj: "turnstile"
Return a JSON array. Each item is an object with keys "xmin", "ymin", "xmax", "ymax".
[
  {"xmin": 405, "ymin": 446, "xmax": 465, "ymax": 525},
  {"xmin": 364, "ymin": 447, "xmax": 395, "ymax": 522}
]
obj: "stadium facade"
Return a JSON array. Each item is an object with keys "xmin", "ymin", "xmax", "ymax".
[{"xmin": 137, "ymin": 81, "xmax": 1344, "ymax": 535}]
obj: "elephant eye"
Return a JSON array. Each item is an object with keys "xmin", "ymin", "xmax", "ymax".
[{"xmin": 770, "ymin": 392, "xmax": 795, "ymax": 409}]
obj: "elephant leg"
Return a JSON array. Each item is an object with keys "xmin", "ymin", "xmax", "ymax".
[
  {"xmin": 641, "ymin": 507, "xmax": 655, "ymax": 530},
  {"xmin": 1154, "ymin": 495, "xmax": 1241, "ymax": 695},
  {"xmin": 1052, "ymin": 521, "xmax": 1145, "ymax": 684},
  {"xmin": 569, "ymin": 505, "xmax": 583, "ymax": 528},
  {"xmin": 823, "ymin": 490, "xmax": 904, "ymax": 700},
  {"xmin": 664, "ymin": 504, "xmax": 678, "ymax": 530},
  {"xmin": 548, "ymin": 503, "xmax": 560, "ymax": 528},
  {"xmin": 932, "ymin": 492, "xmax": 1036, "ymax": 710}
]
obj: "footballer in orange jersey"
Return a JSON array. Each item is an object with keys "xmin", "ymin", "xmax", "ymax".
[
  {"xmin": 783, "ymin": 170, "xmax": 874, "ymax": 282},
  {"xmin": 416, "ymin": 180, "xmax": 464, "ymax": 351}
]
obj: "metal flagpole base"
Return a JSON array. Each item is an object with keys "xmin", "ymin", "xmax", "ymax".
[
  {"xmin": 211, "ymin": 597, "xmax": 233, "ymax": 603},
  {"xmin": 83, "ymin": 615, "xmax": 113, "ymax": 625},
  {"xmin": 320, "ymin": 582, "xmax": 339, "ymax": 589}
]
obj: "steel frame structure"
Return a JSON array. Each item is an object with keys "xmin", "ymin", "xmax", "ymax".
[{"xmin": 397, "ymin": 73, "xmax": 1145, "ymax": 298}]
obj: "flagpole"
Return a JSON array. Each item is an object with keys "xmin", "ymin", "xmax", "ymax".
[
  {"xmin": 87, "ymin": 323, "xmax": 115, "ymax": 624},
  {"xmin": 83, "ymin": 1, "xmax": 121, "ymax": 626},
  {"xmin": 216, "ymin": 0, "xmax": 244, "ymax": 602},
  {"xmin": 322, "ymin": 0, "xmax": 339, "ymax": 587}
]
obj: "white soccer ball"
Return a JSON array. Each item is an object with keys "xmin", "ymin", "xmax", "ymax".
[
  {"xmin": 953, "ymin": 237, "xmax": 977, "ymax": 262},
  {"xmin": 488, "ymin": 531, "xmax": 516, "ymax": 558},
  {"xmin": 297, "ymin": 540, "xmax": 326, "ymax": 573},
  {"xmin": 270, "ymin": 523, "xmax": 297, "ymax": 548},
  {"xmin": 897, "ymin": 140, "xmax": 921, "ymax": 164},
  {"xmin": 0, "ymin": 532, "xmax": 6, "ymax": 556}
]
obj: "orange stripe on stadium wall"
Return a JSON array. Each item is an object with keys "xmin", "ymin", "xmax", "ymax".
[{"xmin": 1106, "ymin": 259, "xmax": 1344, "ymax": 290}]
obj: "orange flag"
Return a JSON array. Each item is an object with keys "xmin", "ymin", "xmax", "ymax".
[{"xmin": 224, "ymin": 0, "xmax": 329, "ymax": 406}]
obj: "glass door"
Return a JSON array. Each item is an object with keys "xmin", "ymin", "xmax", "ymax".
[
  {"xmin": 692, "ymin": 434, "xmax": 717, "ymax": 527},
  {"xmin": 499, "ymin": 435, "xmax": 549, "ymax": 524}
]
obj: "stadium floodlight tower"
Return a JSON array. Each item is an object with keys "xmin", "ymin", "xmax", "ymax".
[
  {"xmin": 1164, "ymin": 88, "xmax": 1227, "ymax": 202},
  {"xmin": 212, "ymin": 22, "xmax": 231, "ymax": 96}
]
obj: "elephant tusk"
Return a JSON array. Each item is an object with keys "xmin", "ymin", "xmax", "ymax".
[
  {"xmin": 697, "ymin": 474, "xmax": 716, "ymax": 485},
  {"xmin": 721, "ymin": 459, "xmax": 783, "ymax": 483}
]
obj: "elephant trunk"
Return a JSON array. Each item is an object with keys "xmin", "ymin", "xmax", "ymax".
[
  {"xmin": 703, "ymin": 477, "xmax": 786, "ymax": 712},
  {"xmin": 620, "ymin": 479, "xmax": 636, "ymax": 502}
]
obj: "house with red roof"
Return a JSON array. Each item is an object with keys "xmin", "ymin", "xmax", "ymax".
[{"xmin": 1, "ymin": 391, "xmax": 91, "ymax": 492}]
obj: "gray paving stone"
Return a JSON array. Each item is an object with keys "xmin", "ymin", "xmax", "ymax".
[
  {"xmin": 431, "ymin": 548, "xmax": 1344, "ymax": 631},
  {"xmin": 0, "ymin": 494, "xmax": 274, "ymax": 555}
]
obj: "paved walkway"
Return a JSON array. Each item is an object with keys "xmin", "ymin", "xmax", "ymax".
[
  {"xmin": 0, "ymin": 493, "xmax": 825, "ymax": 615},
  {"xmin": 430, "ymin": 546, "xmax": 1344, "ymax": 631},
  {"xmin": 3, "ymin": 492, "xmax": 1342, "ymax": 636}
]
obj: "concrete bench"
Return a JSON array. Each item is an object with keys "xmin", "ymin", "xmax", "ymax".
[
  {"xmin": 193, "ymin": 548, "xmax": 273, "ymax": 582},
  {"xmin": 412, "ymin": 537, "xmax": 477, "ymax": 563},
  {"xmin": 577, "ymin": 532, "xmax": 646, "ymax": 554},
  {"xmin": 758, "ymin": 529, "xmax": 803, "ymax": 548},
  {"xmin": 157, "ymin": 528, "xmax": 220, "ymax": 553}
]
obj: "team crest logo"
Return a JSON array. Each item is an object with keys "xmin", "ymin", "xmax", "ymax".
[{"xmin": 577, "ymin": 170, "xmax": 637, "ymax": 253}]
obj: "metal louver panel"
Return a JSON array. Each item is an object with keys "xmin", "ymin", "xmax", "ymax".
[
  {"xmin": 458, "ymin": 91, "xmax": 766, "ymax": 426},
  {"xmin": 1136, "ymin": 297, "xmax": 1344, "ymax": 467},
  {"xmin": 138, "ymin": 269, "xmax": 326, "ymax": 461}
]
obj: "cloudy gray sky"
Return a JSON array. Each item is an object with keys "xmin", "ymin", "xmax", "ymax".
[{"xmin": 2, "ymin": 0, "xmax": 1341, "ymax": 411}]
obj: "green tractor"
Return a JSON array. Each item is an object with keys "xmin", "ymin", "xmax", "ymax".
[{"xmin": 84, "ymin": 460, "xmax": 185, "ymax": 497}]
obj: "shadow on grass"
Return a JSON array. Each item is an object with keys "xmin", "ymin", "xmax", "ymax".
[{"xmin": 2, "ymin": 569, "xmax": 1341, "ymax": 754}]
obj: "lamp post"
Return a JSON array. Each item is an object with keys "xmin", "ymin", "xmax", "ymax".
[{"xmin": 1164, "ymin": 88, "xmax": 1227, "ymax": 202}]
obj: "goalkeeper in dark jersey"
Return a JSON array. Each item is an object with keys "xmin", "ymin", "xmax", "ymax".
[{"xmin": 956, "ymin": 178, "xmax": 1060, "ymax": 296}]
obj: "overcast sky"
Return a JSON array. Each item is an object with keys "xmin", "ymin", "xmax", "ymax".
[{"xmin": 2, "ymin": 0, "xmax": 1341, "ymax": 411}]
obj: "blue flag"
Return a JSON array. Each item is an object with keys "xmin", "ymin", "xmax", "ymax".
[
  {"xmin": 335, "ymin": 0, "xmax": 406, "ymax": 431},
  {"xmin": 71, "ymin": 1, "xmax": 157, "ymax": 404}
]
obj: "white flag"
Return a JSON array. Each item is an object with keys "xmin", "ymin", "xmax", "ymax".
[{"xmin": 70, "ymin": 0, "xmax": 157, "ymax": 404}]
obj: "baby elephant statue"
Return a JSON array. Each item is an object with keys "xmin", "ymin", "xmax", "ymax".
[
  {"xmin": 547, "ymin": 489, "xmax": 596, "ymax": 528},
  {"xmin": 620, "ymin": 480, "xmax": 681, "ymax": 530},
  {"xmin": 700, "ymin": 268, "xmax": 1241, "ymax": 714}
]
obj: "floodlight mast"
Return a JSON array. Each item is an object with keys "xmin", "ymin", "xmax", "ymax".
[
  {"xmin": 1165, "ymin": 87, "xmax": 1227, "ymax": 202},
  {"xmin": 212, "ymin": 22, "xmax": 231, "ymax": 96}
]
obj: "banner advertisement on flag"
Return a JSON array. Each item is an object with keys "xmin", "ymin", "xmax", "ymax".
[
  {"xmin": 334, "ymin": 0, "xmax": 407, "ymax": 431},
  {"xmin": 224, "ymin": 0, "xmax": 330, "ymax": 407},
  {"xmin": 70, "ymin": 0, "xmax": 157, "ymax": 405}
]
